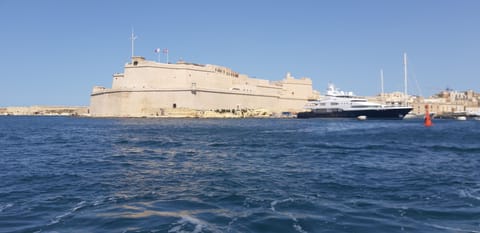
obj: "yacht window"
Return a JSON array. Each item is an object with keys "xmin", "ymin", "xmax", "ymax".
[
  {"xmin": 351, "ymin": 105, "xmax": 380, "ymax": 108},
  {"xmin": 351, "ymin": 100, "xmax": 367, "ymax": 102},
  {"xmin": 331, "ymin": 103, "xmax": 339, "ymax": 106},
  {"xmin": 351, "ymin": 106, "xmax": 368, "ymax": 108}
]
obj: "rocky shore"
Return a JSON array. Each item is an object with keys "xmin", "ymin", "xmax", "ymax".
[
  {"xmin": 0, "ymin": 106, "xmax": 293, "ymax": 118},
  {"xmin": 0, "ymin": 106, "xmax": 89, "ymax": 117}
]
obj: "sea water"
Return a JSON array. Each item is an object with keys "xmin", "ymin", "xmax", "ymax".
[{"xmin": 0, "ymin": 116, "xmax": 479, "ymax": 233}]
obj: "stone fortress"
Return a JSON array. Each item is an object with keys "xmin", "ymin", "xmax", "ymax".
[{"xmin": 89, "ymin": 56, "xmax": 318, "ymax": 117}]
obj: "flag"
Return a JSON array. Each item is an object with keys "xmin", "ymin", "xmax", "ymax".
[
  {"xmin": 154, "ymin": 48, "xmax": 161, "ymax": 53},
  {"xmin": 162, "ymin": 48, "xmax": 169, "ymax": 54}
]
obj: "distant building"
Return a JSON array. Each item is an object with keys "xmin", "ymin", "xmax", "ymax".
[
  {"xmin": 367, "ymin": 88, "xmax": 480, "ymax": 117},
  {"xmin": 410, "ymin": 89, "xmax": 479, "ymax": 116}
]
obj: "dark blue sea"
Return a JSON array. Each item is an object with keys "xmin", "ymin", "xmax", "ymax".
[{"xmin": 1, "ymin": 116, "xmax": 480, "ymax": 233}]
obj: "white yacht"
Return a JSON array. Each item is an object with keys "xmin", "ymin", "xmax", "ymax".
[{"xmin": 297, "ymin": 84, "xmax": 413, "ymax": 119}]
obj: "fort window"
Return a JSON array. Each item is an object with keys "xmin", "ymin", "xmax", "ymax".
[
  {"xmin": 133, "ymin": 61, "xmax": 138, "ymax": 66},
  {"xmin": 173, "ymin": 103, "xmax": 177, "ymax": 109}
]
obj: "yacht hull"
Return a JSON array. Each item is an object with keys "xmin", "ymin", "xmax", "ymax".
[{"xmin": 297, "ymin": 107, "xmax": 413, "ymax": 119}]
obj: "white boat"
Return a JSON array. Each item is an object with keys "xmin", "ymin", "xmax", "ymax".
[
  {"xmin": 297, "ymin": 84, "xmax": 413, "ymax": 119},
  {"xmin": 357, "ymin": 115, "xmax": 367, "ymax": 120},
  {"xmin": 404, "ymin": 112, "xmax": 436, "ymax": 119}
]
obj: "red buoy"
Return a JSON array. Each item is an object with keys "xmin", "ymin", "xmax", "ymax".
[{"xmin": 424, "ymin": 105, "xmax": 433, "ymax": 127}]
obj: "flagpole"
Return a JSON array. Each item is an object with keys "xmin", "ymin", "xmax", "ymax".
[
  {"xmin": 154, "ymin": 48, "xmax": 160, "ymax": 62},
  {"xmin": 163, "ymin": 48, "xmax": 169, "ymax": 64}
]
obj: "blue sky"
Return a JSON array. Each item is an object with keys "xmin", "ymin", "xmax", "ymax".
[{"xmin": 1, "ymin": 0, "xmax": 479, "ymax": 106}]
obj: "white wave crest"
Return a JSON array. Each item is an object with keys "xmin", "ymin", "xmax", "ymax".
[
  {"xmin": 270, "ymin": 197, "xmax": 294, "ymax": 212},
  {"xmin": 293, "ymin": 223, "xmax": 308, "ymax": 233},
  {"xmin": 425, "ymin": 223, "xmax": 480, "ymax": 233},
  {"xmin": 49, "ymin": 200, "xmax": 87, "ymax": 225},
  {"xmin": 459, "ymin": 189, "xmax": 480, "ymax": 201},
  {"xmin": 270, "ymin": 198, "xmax": 309, "ymax": 233},
  {"xmin": 168, "ymin": 215, "xmax": 208, "ymax": 233},
  {"xmin": 0, "ymin": 203, "xmax": 13, "ymax": 212}
]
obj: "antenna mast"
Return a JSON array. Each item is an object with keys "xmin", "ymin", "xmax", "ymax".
[{"xmin": 130, "ymin": 28, "xmax": 137, "ymax": 58}]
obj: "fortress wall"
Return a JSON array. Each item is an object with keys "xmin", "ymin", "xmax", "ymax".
[
  {"xmin": 119, "ymin": 91, "xmax": 194, "ymax": 117},
  {"xmin": 192, "ymin": 90, "xmax": 278, "ymax": 110},
  {"xmin": 191, "ymin": 72, "xmax": 232, "ymax": 90},
  {"xmin": 89, "ymin": 92, "xmax": 127, "ymax": 116},
  {"xmin": 90, "ymin": 58, "xmax": 315, "ymax": 117},
  {"xmin": 114, "ymin": 66, "xmax": 188, "ymax": 89},
  {"xmin": 117, "ymin": 64, "xmax": 244, "ymax": 92},
  {"xmin": 90, "ymin": 83, "xmax": 312, "ymax": 117},
  {"xmin": 280, "ymin": 77, "xmax": 313, "ymax": 100},
  {"xmin": 90, "ymin": 89, "xmax": 289, "ymax": 117},
  {"xmin": 278, "ymin": 98, "xmax": 309, "ymax": 112},
  {"xmin": 112, "ymin": 61, "xmax": 302, "ymax": 99},
  {"xmin": 111, "ymin": 74, "xmax": 126, "ymax": 89},
  {"xmin": 281, "ymin": 83, "xmax": 312, "ymax": 100},
  {"xmin": 256, "ymin": 85, "xmax": 281, "ymax": 96}
]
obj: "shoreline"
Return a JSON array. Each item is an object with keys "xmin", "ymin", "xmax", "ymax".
[{"xmin": 0, "ymin": 106, "xmax": 296, "ymax": 118}]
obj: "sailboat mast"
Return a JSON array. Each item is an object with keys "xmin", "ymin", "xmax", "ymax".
[
  {"xmin": 380, "ymin": 69, "xmax": 384, "ymax": 97},
  {"xmin": 403, "ymin": 53, "xmax": 408, "ymax": 105}
]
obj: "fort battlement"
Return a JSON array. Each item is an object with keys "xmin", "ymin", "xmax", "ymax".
[{"xmin": 90, "ymin": 57, "xmax": 317, "ymax": 117}]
